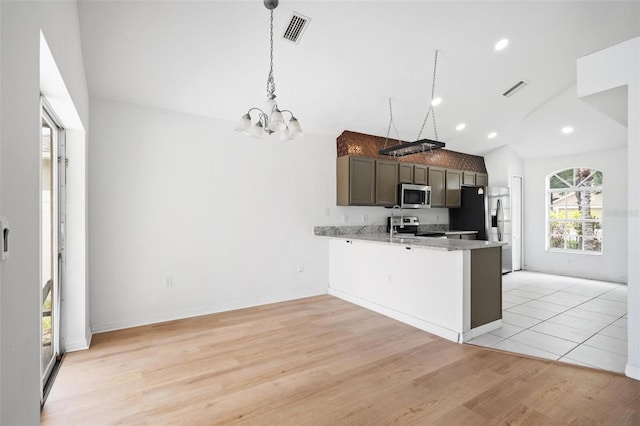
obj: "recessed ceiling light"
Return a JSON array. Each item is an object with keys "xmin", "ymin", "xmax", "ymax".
[
  {"xmin": 431, "ymin": 97, "xmax": 442, "ymax": 107},
  {"xmin": 561, "ymin": 126, "xmax": 574, "ymax": 134},
  {"xmin": 487, "ymin": 132, "xmax": 497, "ymax": 139},
  {"xmin": 456, "ymin": 123, "xmax": 466, "ymax": 131},
  {"xmin": 494, "ymin": 38, "xmax": 509, "ymax": 52}
]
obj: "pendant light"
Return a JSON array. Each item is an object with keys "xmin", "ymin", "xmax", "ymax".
[{"xmin": 236, "ymin": 0, "xmax": 302, "ymax": 141}]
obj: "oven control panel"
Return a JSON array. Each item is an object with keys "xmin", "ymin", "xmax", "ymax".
[{"xmin": 389, "ymin": 216, "xmax": 420, "ymax": 227}]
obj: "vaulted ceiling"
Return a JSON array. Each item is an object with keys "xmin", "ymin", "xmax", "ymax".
[{"xmin": 77, "ymin": 0, "xmax": 640, "ymax": 159}]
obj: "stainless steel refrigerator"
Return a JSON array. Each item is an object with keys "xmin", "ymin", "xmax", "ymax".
[{"xmin": 449, "ymin": 186, "xmax": 512, "ymax": 274}]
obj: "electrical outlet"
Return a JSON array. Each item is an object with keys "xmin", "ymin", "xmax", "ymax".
[
  {"xmin": 435, "ymin": 215, "xmax": 439, "ymax": 223},
  {"xmin": 165, "ymin": 276, "xmax": 173, "ymax": 288},
  {"xmin": 342, "ymin": 215, "xmax": 348, "ymax": 223},
  {"xmin": 361, "ymin": 214, "xmax": 368, "ymax": 223},
  {"xmin": 297, "ymin": 264, "xmax": 304, "ymax": 273}
]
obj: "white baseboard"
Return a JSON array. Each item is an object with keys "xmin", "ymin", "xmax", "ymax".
[
  {"xmin": 328, "ymin": 288, "xmax": 460, "ymax": 343},
  {"xmin": 65, "ymin": 337, "xmax": 90, "ymax": 352},
  {"xmin": 64, "ymin": 325, "xmax": 93, "ymax": 352},
  {"xmin": 91, "ymin": 290, "xmax": 326, "ymax": 334},
  {"xmin": 65, "ymin": 341, "xmax": 89, "ymax": 352},
  {"xmin": 461, "ymin": 319, "xmax": 502, "ymax": 342},
  {"xmin": 626, "ymin": 363, "xmax": 640, "ymax": 381}
]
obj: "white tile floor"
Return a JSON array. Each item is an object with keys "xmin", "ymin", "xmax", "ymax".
[{"xmin": 468, "ymin": 270, "xmax": 628, "ymax": 373}]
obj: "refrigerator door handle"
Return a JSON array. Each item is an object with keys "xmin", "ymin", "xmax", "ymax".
[{"xmin": 497, "ymin": 199, "xmax": 503, "ymax": 241}]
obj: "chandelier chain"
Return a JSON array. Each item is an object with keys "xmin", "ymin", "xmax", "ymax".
[
  {"xmin": 266, "ymin": 9, "xmax": 276, "ymax": 96},
  {"xmin": 416, "ymin": 50, "xmax": 439, "ymax": 141}
]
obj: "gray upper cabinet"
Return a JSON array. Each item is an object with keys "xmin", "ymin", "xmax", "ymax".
[
  {"xmin": 445, "ymin": 169, "xmax": 462, "ymax": 208},
  {"xmin": 337, "ymin": 155, "xmax": 486, "ymax": 208},
  {"xmin": 428, "ymin": 167, "xmax": 446, "ymax": 207},
  {"xmin": 400, "ymin": 163, "xmax": 429, "ymax": 185},
  {"xmin": 476, "ymin": 173, "xmax": 488, "ymax": 186},
  {"xmin": 463, "ymin": 171, "xmax": 476, "ymax": 186},
  {"xmin": 375, "ymin": 160, "xmax": 399, "ymax": 206},
  {"xmin": 336, "ymin": 156, "xmax": 375, "ymax": 206},
  {"xmin": 398, "ymin": 163, "xmax": 414, "ymax": 184},
  {"xmin": 414, "ymin": 165, "xmax": 428, "ymax": 185}
]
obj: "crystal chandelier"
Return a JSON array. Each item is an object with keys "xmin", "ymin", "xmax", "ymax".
[{"xmin": 236, "ymin": 0, "xmax": 302, "ymax": 141}]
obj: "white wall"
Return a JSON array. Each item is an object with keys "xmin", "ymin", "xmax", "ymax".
[
  {"xmin": 577, "ymin": 37, "xmax": 639, "ymax": 380},
  {"xmin": 89, "ymin": 100, "xmax": 299, "ymax": 330},
  {"xmin": 88, "ymin": 100, "xmax": 450, "ymax": 332},
  {"xmin": 1, "ymin": 1, "xmax": 89, "ymax": 423},
  {"xmin": 63, "ymin": 127, "xmax": 89, "ymax": 351},
  {"xmin": 0, "ymin": 1, "xmax": 3, "ymax": 418},
  {"xmin": 523, "ymin": 148, "xmax": 627, "ymax": 283},
  {"xmin": 484, "ymin": 145, "xmax": 524, "ymax": 188}
]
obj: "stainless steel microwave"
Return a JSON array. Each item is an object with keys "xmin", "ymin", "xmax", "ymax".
[{"xmin": 399, "ymin": 184, "xmax": 431, "ymax": 208}]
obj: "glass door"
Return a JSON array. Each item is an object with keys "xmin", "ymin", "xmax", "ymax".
[{"xmin": 41, "ymin": 103, "xmax": 63, "ymax": 400}]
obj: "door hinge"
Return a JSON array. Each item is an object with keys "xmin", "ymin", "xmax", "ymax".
[{"xmin": 57, "ymin": 156, "xmax": 69, "ymax": 168}]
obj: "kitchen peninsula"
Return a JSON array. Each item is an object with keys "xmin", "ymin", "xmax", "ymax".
[{"xmin": 324, "ymin": 233, "xmax": 504, "ymax": 343}]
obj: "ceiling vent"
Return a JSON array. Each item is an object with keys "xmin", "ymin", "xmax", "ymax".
[
  {"xmin": 282, "ymin": 12, "xmax": 310, "ymax": 44},
  {"xmin": 502, "ymin": 80, "xmax": 529, "ymax": 97}
]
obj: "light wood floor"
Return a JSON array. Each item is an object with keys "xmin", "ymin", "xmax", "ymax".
[{"xmin": 41, "ymin": 295, "xmax": 640, "ymax": 425}]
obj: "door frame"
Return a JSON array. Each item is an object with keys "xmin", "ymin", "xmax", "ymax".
[
  {"xmin": 40, "ymin": 97, "xmax": 65, "ymax": 402},
  {"xmin": 511, "ymin": 175, "xmax": 524, "ymax": 271}
]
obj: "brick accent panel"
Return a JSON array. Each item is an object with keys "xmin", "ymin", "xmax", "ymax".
[{"xmin": 337, "ymin": 130, "xmax": 487, "ymax": 173}]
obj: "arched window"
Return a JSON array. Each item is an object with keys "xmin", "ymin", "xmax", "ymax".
[{"xmin": 547, "ymin": 168, "xmax": 603, "ymax": 253}]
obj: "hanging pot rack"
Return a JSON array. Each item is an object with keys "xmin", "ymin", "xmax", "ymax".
[{"xmin": 379, "ymin": 50, "xmax": 445, "ymax": 157}]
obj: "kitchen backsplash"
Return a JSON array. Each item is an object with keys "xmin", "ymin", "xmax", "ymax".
[{"xmin": 337, "ymin": 130, "xmax": 487, "ymax": 173}]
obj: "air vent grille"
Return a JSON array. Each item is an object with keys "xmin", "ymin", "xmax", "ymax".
[
  {"xmin": 502, "ymin": 80, "xmax": 529, "ymax": 97},
  {"xmin": 282, "ymin": 12, "xmax": 310, "ymax": 44}
]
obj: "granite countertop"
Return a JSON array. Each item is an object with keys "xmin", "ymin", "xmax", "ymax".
[{"xmin": 325, "ymin": 233, "xmax": 505, "ymax": 251}]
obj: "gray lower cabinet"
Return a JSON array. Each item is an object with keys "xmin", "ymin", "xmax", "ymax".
[
  {"xmin": 375, "ymin": 160, "xmax": 398, "ymax": 206},
  {"xmin": 445, "ymin": 233, "xmax": 477, "ymax": 240},
  {"xmin": 470, "ymin": 246, "xmax": 502, "ymax": 328}
]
